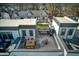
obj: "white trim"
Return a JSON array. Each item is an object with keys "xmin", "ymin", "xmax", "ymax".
[
  {"xmin": 19, "ymin": 29, "xmax": 36, "ymax": 39},
  {"xmin": 59, "ymin": 27, "xmax": 76, "ymax": 39}
]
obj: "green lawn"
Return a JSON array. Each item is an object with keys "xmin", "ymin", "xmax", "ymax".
[{"xmin": 37, "ymin": 24, "xmax": 49, "ymax": 28}]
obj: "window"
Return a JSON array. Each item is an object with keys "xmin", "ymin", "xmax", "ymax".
[
  {"xmin": 22, "ymin": 30, "xmax": 26, "ymax": 37},
  {"xmin": 0, "ymin": 13, "xmax": 1, "ymax": 17},
  {"xmin": 3, "ymin": 33, "xmax": 7, "ymax": 39},
  {"xmin": 29, "ymin": 30, "xmax": 33, "ymax": 36},
  {"xmin": 8, "ymin": 33, "xmax": 13, "ymax": 39},
  {"xmin": 0, "ymin": 32, "xmax": 13, "ymax": 39},
  {"xmin": 61, "ymin": 29, "xmax": 66, "ymax": 35},
  {"xmin": 0, "ymin": 34, "xmax": 2, "ymax": 39},
  {"xmin": 34, "ymin": 17, "xmax": 36, "ymax": 18},
  {"xmin": 67, "ymin": 29, "xmax": 74, "ymax": 35}
]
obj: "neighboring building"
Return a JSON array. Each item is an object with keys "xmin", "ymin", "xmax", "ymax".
[
  {"xmin": 0, "ymin": 19, "xmax": 36, "ymax": 40},
  {"xmin": 52, "ymin": 16, "xmax": 78, "ymax": 39},
  {"xmin": 11, "ymin": 11, "xmax": 20, "ymax": 19},
  {"xmin": 52, "ymin": 16, "xmax": 79, "ymax": 56},
  {"xmin": 18, "ymin": 10, "xmax": 49, "ymax": 23},
  {"xmin": 0, "ymin": 10, "xmax": 49, "ymax": 23},
  {"xmin": 1, "ymin": 12, "xmax": 10, "ymax": 19}
]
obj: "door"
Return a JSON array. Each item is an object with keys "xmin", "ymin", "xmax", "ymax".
[{"xmin": 21, "ymin": 30, "xmax": 27, "ymax": 38}]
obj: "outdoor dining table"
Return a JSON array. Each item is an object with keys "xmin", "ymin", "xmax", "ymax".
[{"xmin": 26, "ymin": 39, "xmax": 35, "ymax": 49}]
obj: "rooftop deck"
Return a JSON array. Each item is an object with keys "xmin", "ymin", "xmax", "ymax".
[{"xmin": 16, "ymin": 33, "xmax": 62, "ymax": 51}]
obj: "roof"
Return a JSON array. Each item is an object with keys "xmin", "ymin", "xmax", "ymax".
[
  {"xmin": 18, "ymin": 10, "xmax": 48, "ymax": 17},
  {"xmin": 53, "ymin": 16, "xmax": 79, "ymax": 27},
  {"xmin": 0, "ymin": 19, "xmax": 36, "ymax": 27},
  {"xmin": 55, "ymin": 17, "xmax": 77, "ymax": 23}
]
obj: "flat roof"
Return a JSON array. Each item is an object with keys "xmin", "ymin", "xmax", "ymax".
[
  {"xmin": 16, "ymin": 35, "xmax": 63, "ymax": 51},
  {"xmin": 53, "ymin": 16, "xmax": 79, "ymax": 27},
  {"xmin": 0, "ymin": 19, "xmax": 36, "ymax": 27},
  {"xmin": 54, "ymin": 17, "xmax": 77, "ymax": 23}
]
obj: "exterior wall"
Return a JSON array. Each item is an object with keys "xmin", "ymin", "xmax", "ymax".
[
  {"xmin": 52, "ymin": 19, "xmax": 59, "ymax": 34},
  {"xmin": 19, "ymin": 29, "xmax": 36, "ymax": 39},
  {"xmin": 0, "ymin": 52, "xmax": 9, "ymax": 56},
  {"xmin": 52, "ymin": 18, "xmax": 77, "ymax": 39},
  {"xmin": 59, "ymin": 27, "xmax": 76, "ymax": 39},
  {"xmin": 0, "ymin": 28, "xmax": 36, "ymax": 40},
  {"xmin": 77, "ymin": 19, "xmax": 79, "ymax": 30},
  {"xmin": 77, "ymin": 27, "xmax": 79, "ymax": 30},
  {"xmin": 67, "ymin": 52, "xmax": 79, "ymax": 56},
  {"xmin": 10, "ymin": 50, "xmax": 64, "ymax": 56},
  {"xmin": 0, "ymin": 30, "xmax": 19, "ymax": 40}
]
